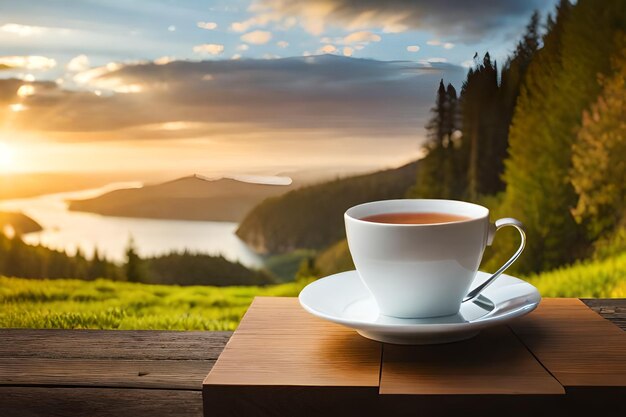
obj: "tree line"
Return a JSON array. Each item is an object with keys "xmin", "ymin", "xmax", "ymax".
[
  {"xmin": 410, "ymin": 0, "xmax": 625, "ymax": 274},
  {"xmin": 0, "ymin": 233, "xmax": 274, "ymax": 286}
]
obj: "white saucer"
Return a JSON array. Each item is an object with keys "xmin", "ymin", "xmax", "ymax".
[{"xmin": 299, "ymin": 270, "xmax": 540, "ymax": 345}]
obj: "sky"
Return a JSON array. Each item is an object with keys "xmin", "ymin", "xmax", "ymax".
[{"xmin": 0, "ymin": 0, "xmax": 558, "ymax": 179}]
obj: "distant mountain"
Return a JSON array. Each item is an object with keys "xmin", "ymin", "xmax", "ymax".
[
  {"xmin": 69, "ymin": 175, "xmax": 294, "ymax": 222},
  {"xmin": 0, "ymin": 212, "xmax": 42, "ymax": 235},
  {"xmin": 236, "ymin": 161, "xmax": 419, "ymax": 254}
]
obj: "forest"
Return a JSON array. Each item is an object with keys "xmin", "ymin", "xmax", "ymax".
[
  {"xmin": 239, "ymin": 0, "xmax": 626, "ymax": 280},
  {"xmin": 0, "ymin": 233, "xmax": 274, "ymax": 286},
  {"xmin": 410, "ymin": 0, "xmax": 626, "ymax": 275}
]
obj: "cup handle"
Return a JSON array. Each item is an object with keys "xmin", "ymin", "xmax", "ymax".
[{"xmin": 462, "ymin": 218, "xmax": 526, "ymax": 303}]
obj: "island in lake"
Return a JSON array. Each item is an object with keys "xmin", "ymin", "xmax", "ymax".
[
  {"xmin": 0, "ymin": 212, "xmax": 43, "ymax": 235},
  {"xmin": 68, "ymin": 175, "xmax": 295, "ymax": 222}
]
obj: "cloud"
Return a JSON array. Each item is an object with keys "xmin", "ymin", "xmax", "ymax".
[
  {"xmin": 197, "ymin": 21, "xmax": 218, "ymax": 30},
  {"xmin": 343, "ymin": 47, "xmax": 354, "ymax": 57},
  {"xmin": 276, "ymin": 40, "xmax": 289, "ymax": 48},
  {"xmin": 319, "ymin": 45, "xmax": 337, "ymax": 54},
  {"xmin": 237, "ymin": 44, "xmax": 250, "ymax": 51},
  {"xmin": 250, "ymin": 0, "xmax": 543, "ymax": 40},
  {"xmin": 0, "ymin": 23, "xmax": 47, "ymax": 37},
  {"xmin": 0, "ymin": 55, "xmax": 465, "ymax": 140},
  {"xmin": 426, "ymin": 39, "xmax": 455, "ymax": 49},
  {"xmin": 0, "ymin": 56, "xmax": 56, "ymax": 71},
  {"xmin": 193, "ymin": 44, "xmax": 225, "ymax": 55},
  {"xmin": 426, "ymin": 57, "xmax": 447, "ymax": 63},
  {"xmin": 67, "ymin": 55, "xmax": 90, "ymax": 72},
  {"xmin": 73, "ymin": 62, "xmax": 121, "ymax": 85},
  {"xmin": 230, "ymin": 21, "xmax": 252, "ymax": 32},
  {"xmin": 231, "ymin": 54, "xmax": 242, "ymax": 60},
  {"xmin": 230, "ymin": 13, "xmax": 278, "ymax": 33},
  {"xmin": 407, "ymin": 45, "xmax": 420, "ymax": 53},
  {"xmin": 154, "ymin": 56, "xmax": 175, "ymax": 65},
  {"xmin": 71, "ymin": 62, "xmax": 144, "ymax": 93},
  {"xmin": 240, "ymin": 30, "xmax": 272, "ymax": 45},
  {"xmin": 342, "ymin": 31, "xmax": 381, "ymax": 45},
  {"xmin": 17, "ymin": 85, "xmax": 35, "ymax": 97},
  {"xmin": 321, "ymin": 31, "xmax": 381, "ymax": 47}
]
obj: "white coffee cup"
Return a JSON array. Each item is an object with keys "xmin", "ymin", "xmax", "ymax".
[{"xmin": 345, "ymin": 199, "xmax": 525, "ymax": 318}]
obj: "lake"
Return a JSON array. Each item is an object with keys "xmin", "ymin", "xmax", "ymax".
[{"xmin": 0, "ymin": 183, "xmax": 264, "ymax": 268}]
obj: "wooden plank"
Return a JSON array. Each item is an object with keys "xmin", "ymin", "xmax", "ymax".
[
  {"xmin": 510, "ymin": 298, "xmax": 626, "ymax": 386},
  {"xmin": 204, "ymin": 386, "xmax": 381, "ymax": 417},
  {"xmin": 0, "ymin": 387, "xmax": 202, "ymax": 417},
  {"xmin": 582, "ymin": 298, "xmax": 626, "ymax": 309},
  {"xmin": 0, "ymin": 358, "xmax": 212, "ymax": 389},
  {"xmin": 582, "ymin": 298, "xmax": 626, "ymax": 331},
  {"xmin": 0, "ymin": 329, "xmax": 231, "ymax": 360},
  {"xmin": 204, "ymin": 297, "xmax": 382, "ymax": 387},
  {"xmin": 380, "ymin": 326, "xmax": 564, "ymax": 395}
]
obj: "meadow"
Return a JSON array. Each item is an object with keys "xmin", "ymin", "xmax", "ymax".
[
  {"xmin": 0, "ymin": 276, "xmax": 310, "ymax": 330},
  {"xmin": 1, "ymin": 252, "xmax": 625, "ymax": 331}
]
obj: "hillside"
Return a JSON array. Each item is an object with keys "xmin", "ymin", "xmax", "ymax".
[
  {"xmin": 236, "ymin": 161, "xmax": 419, "ymax": 254},
  {"xmin": 0, "ymin": 212, "xmax": 42, "ymax": 235},
  {"xmin": 69, "ymin": 175, "xmax": 294, "ymax": 222}
]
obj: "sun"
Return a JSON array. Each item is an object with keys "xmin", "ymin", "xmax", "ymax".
[{"xmin": 0, "ymin": 141, "xmax": 16, "ymax": 172}]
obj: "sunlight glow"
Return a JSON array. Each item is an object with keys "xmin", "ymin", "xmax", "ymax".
[
  {"xmin": 17, "ymin": 84, "xmax": 35, "ymax": 97},
  {"xmin": 0, "ymin": 55, "xmax": 56, "ymax": 70},
  {"xmin": 0, "ymin": 142, "xmax": 15, "ymax": 172},
  {"xmin": 9, "ymin": 103, "xmax": 27, "ymax": 112},
  {"xmin": 0, "ymin": 23, "xmax": 46, "ymax": 37},
  {"xmin": 114, "ymin": 84, "xmax": 143, "ymax": 94}
]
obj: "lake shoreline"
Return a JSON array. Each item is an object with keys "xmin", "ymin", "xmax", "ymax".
[{"xmin": 0, "ymin": 183, "xmax": 264, "ymax": 268}]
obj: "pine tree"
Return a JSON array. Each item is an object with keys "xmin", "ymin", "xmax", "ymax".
[
  {"xmin": 4, "ymin": 236, "xmax": 26, "ymax": 278},
  {"xmin": 125, "ymin": 237, "xmax": 146, "ymax": 283},
  {"xmin": 496, "ymin": 11, "xmax": 541, "ymax": 191},
  {"xmin": 497, "ymin": 0, "xmax": 625, "ymax": 272},
  {"xmin": 460, "ymin": 52, "xmax": 499, "ymax": 199},
  {"xmin": 410, "ymin": 80, "xmax": 461, "ymax": 199},
  {"xmin": 89, "ymin": 248, "xmax": 107, "ymax": 280}
]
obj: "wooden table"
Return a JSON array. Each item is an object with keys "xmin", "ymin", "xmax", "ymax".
[{"xmin": 0, "ymin": 299, "xmax": 624, "ymax": 417}]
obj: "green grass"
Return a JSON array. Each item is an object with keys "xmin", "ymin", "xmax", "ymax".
[
  {"xmin": 0, "ymin": 277, "xmax": 309, "ymax": 330},
  {"xmin": 1, "ymin": 252, "xmax": 625, "ymax": 331},
  {"xmin": 526, "ymin": 251, "xmax": 626, "ymax": 298}
]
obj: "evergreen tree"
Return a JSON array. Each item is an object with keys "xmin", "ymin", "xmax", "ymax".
[
  {"xmin": 571, "ymin": 35, "xmax": 626, "ymax": 240},
  {"xmin": 497, "ymin": 0, "xmax": 625, "ymax": 272},
  {"xmin": 125, "ymin": 237, "xmax": 146, "ymax": 283},
  {"xmin": 461, "ymin": 52, "xmax": 500, "ymax": 199},
  {"xmin": 496, "ymin": 11, "xmax": 541, "ymax": 191},
  {"xmin": 89, "ymin": 248, "xmax": 107, "ymax": 280},
  {"xmin": 4, "ymin": 236, "xmax": 26, "ymax": 278},
  {"xmin": 410, "ymin": 80, "xmax": 461, "ymax": 199}
]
